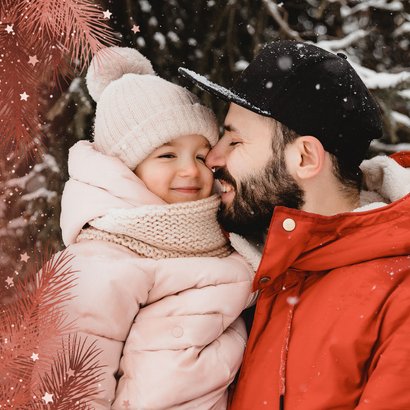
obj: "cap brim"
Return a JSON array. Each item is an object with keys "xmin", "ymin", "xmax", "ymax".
[{"xmin": 178, "ymin": 67, "xmax": 272, "ymax": 117}]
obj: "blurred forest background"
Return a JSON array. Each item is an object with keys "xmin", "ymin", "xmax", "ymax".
[{"xmin": 1, "ymin": 0, "xmax": 409, "ymax": 281}]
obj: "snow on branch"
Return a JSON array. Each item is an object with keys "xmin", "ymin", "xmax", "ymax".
[
  {"xmin": 392, "ymin": 111, "xmax": 410, "ymax": 130},
  {"xmin": 370, "ymin": 140, "xmax": 410, "ymax": 154},
  {"xmin": 316, "ymin": 30, "xmax": 368, "ymax": 51},
  {"xmin": 261, "ymin": 0, "xmax": 303, "ymax": 41},
  {"xmin": 393, "ymin": 22, "xmax": 410, "ymax": 37},
  {"xmin": 351, "ymin": 65, "xmax": 410, "ymax": 91},
  {"xmin": 21, "ymin": 187, "xmax": 58, "ymax": 202},
  {"xmin": 398, "ymin": 90, "xmax": 410, "ymax": 100},
  {"xmin": 6, "ymin": 154, "xmax": 59, "ymax": 189},
  {"xmin": 317, "ymin": 36, "xmax": 410, "ymax": 91},
  {"xmin": 342, "ymin": 0, "xmax": 404, "ymax": 17}
]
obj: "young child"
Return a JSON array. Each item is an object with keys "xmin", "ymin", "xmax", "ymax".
[{"xmin": 59, "ymin": 47, "xmax": 255, "ymax": 409}]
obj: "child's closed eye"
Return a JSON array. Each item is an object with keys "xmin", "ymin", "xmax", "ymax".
[{"xmin": 157, "ymin": 153, "xmax": 176, "ymax": 159}]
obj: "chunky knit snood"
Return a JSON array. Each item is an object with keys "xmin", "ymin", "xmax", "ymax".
[{"xmin": 77, "ymin": 194, "xmax": 232, "ymax": 259}]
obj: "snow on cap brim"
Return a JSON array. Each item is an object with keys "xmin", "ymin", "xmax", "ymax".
[{"xmin": 178, "ymin": 67, "xmax": 272, "ymax": 117}]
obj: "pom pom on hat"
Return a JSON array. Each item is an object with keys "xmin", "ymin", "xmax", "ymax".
[{"xmin": 86, "ymin": 46, "xmax": 155, "ymax": 102}]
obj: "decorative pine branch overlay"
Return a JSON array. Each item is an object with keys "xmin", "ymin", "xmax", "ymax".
[
  {"xmin": 31, "ymin": 335, "xmax": 105, "ymax": 409},
  {"xmin": 0, "ymin": 0, "xmax": 118, "ymax": 157},
  {"xmin": 0, "ymin": 250, "xmax": 104, "ymax": 408}
]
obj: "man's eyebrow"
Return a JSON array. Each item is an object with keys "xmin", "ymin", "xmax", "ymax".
[{"xmin": 223, "ymin": 124, "xmax": 240, "ymax": 133}]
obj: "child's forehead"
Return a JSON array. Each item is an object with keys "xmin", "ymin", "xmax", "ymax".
[{"xmin": 160, "ymin": 135, "xmax": 211, "ymax": 149}]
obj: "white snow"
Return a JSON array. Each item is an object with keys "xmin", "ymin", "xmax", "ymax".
[
  {"xmin": 398, "ymin": 89, "xmax": 410, "ymax": 100},
  {"xmin": 149, "ymin": 16, "xmax": 158, "ymax": 26},
  {"xmin": 246, "ymin": 24, "xmax": 255, "ymax": 35},
  {"xmin": 153, "ymin": 32, "xmax": 166, "ymax": 49},
  {"xmin": 68, "ymin": 77, "xmax": 82, "ymax": 92},
  {"xmin": 342, "ymin": 0, "xmax": 403, "ymax": 17},
  {"xmin": 394, "ymin": 22, "xmax": 410, "ymax": 37},
  {"xmin": 139, "ymin": 0, "xmax": 152, "ymax": 13},
  {"xmin": 41, "ymin": 154, "xmax": 60, "ymax": 173},
  {"xmin": 354, "ymin": 67, "xmax": 410, "ymax": 90},
  {"xmin": 21, "ymin": 187, "xmax": 57, "ymax": 202},
  {"xmin": 317, "ymin": 30, "xmax": 368, "ymax": 51},
  {"xmin": 234, "ymin": 59, "xmax": 249, "ymax": 71},
  {"xmin": 167, "ymin": 31, "xmax": 180, "ymax": 43},
  {"xmin": 6, "ymin": 216, "xmax": 27, "ymax": 229},
  {"xmin": 370, "ymin": 140, "xmax": 410, "ymax": 153},
  {"xmin": 0, "ymin": 200, "xmax": 6, "ymax": 219},
  {"xmin": 392, "ymin": 111, "xmax": 410, "ymax": 129},
  {"xmin": 136, "ymin": 37, "xmax": 146, "ymax": 48},
  {"xmin": 316, "ymin": 36, "xmax": 410, "ymax": 91},
  {"xmin": 188, "ymin": 38, "xmax": 197, "ymax": 46},
  {"xmin": 286, "ymin": 296, "xmax": 299, "ymax": 305},
  {"xmin": 277, "ymin": 55, "xmax": 293, "ymax": 71},
  {"xmin": 6, "ymin": 154, "xmax": 59, "ymax": 190},
  {"xmin": 179, "ymin": 68, "xmax": 272, "ymax": 116}
]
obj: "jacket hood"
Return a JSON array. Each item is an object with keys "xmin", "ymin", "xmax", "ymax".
[
  {"xmin": 60, "ymin": 141, "xmax": 165, "ymax": 246},
  {"xmin": 359, "ymin": 153, "xmax": 410, "ymax": 209},
  {"xmin": 253, "ymin": 152, "xmax": 410, "ymax": 291}
]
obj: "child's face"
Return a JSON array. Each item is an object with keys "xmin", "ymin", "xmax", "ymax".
[{"xmin": 135, "ymin": 134, "xmax": 214, "ymax": 203}]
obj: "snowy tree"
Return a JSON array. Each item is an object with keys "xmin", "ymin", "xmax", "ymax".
[{"xmin": 1, "ymin": 0, "xmax": 409, "ymax": 276}]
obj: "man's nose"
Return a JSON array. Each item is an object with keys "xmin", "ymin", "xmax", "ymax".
[{"xmin": 206, "ymin": 141, "xmax": 226, "ymax": 170}]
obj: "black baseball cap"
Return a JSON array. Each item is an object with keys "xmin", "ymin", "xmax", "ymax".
[{"xmin": 178, "ymin": 40, "xmax": 383, "ymax": 167}]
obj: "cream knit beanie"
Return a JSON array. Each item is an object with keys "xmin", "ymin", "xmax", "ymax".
[{"xmin": 86, "ymin": 47, "xmax": 219, "ymax": 170}]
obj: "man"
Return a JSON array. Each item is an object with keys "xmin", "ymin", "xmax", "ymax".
[{"xmin": 179, "ymin": 41, "xmax": 410, "ymax": 409}]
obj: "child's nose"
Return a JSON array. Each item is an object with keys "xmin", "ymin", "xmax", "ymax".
[{"xmin": 178, "ymin": 158, "xmax": 200, "ymax": 177}]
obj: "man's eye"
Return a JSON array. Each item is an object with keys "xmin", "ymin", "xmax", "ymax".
[
  {"xmin": 196, "ymin": 156, "xmax": 206, "ymax": 162},
  {"xmin": 158, "ymin": 154, "xmax": 175, "ymax": 159},
  {"xmin": 229, "ymin": 141, "xmax": 241, "ymax": 147}
]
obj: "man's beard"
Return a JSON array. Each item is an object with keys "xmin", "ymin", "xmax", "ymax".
[{"xmin": 215, "ymin": 154, "xmax": 304, "ymax": 244}]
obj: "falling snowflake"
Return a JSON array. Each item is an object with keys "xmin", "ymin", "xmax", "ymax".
[{"xmin": 286, "ymin": 296, "xmax": 299, "ymax": 305}]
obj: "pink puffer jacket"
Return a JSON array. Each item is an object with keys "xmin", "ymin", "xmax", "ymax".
[{"xmin": 59, "ymin": 141, "xmax": 254, "ymax": 409}]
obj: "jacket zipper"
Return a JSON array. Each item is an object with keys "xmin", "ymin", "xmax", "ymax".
[
  {"xmin": 279, "ymin": 394, "xmax": 285, "ymax": 410},
  {"xmin": 278, "ymin": 273, "xmax": 307, "ymax": 410}
]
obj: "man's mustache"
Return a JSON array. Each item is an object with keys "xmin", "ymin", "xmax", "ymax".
[{"xmin": 213, "ymin": 167, "xmax": 238, "ymax": 190}]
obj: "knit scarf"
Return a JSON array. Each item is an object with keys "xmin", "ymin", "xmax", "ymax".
[{"xmin": 77, "ymin": 194, "xmax": 232, "ymax": 259}]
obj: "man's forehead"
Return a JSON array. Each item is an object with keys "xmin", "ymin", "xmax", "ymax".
[{"xmin": 222, "ymin": 105, "xmax": 274, "ymax": 140}]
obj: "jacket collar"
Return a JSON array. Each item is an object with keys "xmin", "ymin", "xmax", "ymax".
[{"xmin": 254, "ymin": 193, "xmax": 410, "ymax": 291}]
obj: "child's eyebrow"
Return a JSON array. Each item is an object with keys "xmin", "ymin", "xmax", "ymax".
[{"xmin": 160, "ymin": 141, "xmax": 211, "ymax": 149}]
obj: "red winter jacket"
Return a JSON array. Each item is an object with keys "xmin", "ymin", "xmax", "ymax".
[{"xmin": 230, "ymin": 153, "xmax": 410, "ymax": 410}]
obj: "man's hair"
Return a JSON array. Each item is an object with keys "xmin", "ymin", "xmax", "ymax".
[{"xmin": 269, "ymin": 118, "xmax": 363, "ymax": 194}]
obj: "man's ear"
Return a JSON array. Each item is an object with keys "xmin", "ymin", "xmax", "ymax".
[{"xmin": 285, "ymin": 136, "xmax": 326, "ymax": 181}]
